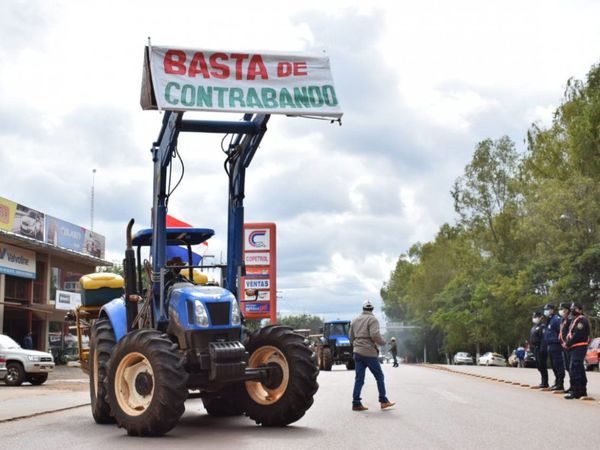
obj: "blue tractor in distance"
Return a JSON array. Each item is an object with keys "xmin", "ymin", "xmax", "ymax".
[{"xmin": 315, "ymin": 320, "xmax": 354, "ymax": 371}]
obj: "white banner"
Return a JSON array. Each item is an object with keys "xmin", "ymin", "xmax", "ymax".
[
  {"xmin": 55, "ymin": 290, "xmax": 81, "ymax": 311},
  {"xmin": 142, "ymin": 46, "xmax": 342, "ymax": 118},
  {"xmin": 0, "ymin": 243, "xmax": 36, "ymax": 279}
]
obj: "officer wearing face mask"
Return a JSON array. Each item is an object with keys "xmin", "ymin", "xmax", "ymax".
[
  {"xmin": 529, "ymin": 311, "xmax": 548, "ymax": 388},
  {"xmin": 558, "ymin": 302, "xmax": 572, "ymax": 393},
  {"xmin": 564, "ymin": 302, "xmax": 590, "ymax": 399},
  {"xmin": 543, "ymin": 303, "xmax": 565, "ymax": 391}
]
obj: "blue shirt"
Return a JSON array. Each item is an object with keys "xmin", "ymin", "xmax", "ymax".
[{"xmin": 545, "ymin": 314, "xmax": 561, "ymax": 345}]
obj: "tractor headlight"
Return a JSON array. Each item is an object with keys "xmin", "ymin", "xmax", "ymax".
[
  {"xmin": 194, "ymin": 300, "xmax": 209, "ymax": 327},
  {"xmin": 231, "ymin": 300, "xmax": 241, "ymax": 325}
]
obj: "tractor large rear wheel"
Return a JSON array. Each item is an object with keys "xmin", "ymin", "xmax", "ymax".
[
  {"xmin": 240, "ymin": 326, "xmax": 318, "ymax": 426},
  {"xmin": 89, "ymin": 317, "xmax": 116, "ymax": 424},
  {"xmin": 106, "ymin": 329, "xmax": 188, "ymax": 436}
]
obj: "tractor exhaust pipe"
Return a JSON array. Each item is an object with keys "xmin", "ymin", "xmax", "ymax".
[{"xmin": 124, "ymin": 218, "xmax": 138, "ymax": 332}]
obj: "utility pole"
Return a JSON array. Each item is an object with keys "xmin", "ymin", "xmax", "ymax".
[{"xmin": 90, "ymin": 169, "xmax": 96, "ymax": 231}]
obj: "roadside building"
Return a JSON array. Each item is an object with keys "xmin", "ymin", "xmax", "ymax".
[{"xmin": 0, "ymin": 196, "xmax": 111, "ymax": 352}]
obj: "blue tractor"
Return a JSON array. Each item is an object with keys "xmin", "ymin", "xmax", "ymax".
[
  {"xmin": 316, "ymin": 320, "xmax": 355, "ymax": 371},
  {"xmin": 83, "ymin": 109, "xmax": 319, "ymax": 436}
]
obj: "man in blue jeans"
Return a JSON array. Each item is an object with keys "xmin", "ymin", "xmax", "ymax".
[{"xmin": 349, "ymin": 300, "xmax": 395, "ymax": 411}]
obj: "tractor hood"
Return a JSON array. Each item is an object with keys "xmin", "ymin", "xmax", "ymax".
[{"xmin": 332, "ymin": 336, "xmax": 351, "ymax": 346}]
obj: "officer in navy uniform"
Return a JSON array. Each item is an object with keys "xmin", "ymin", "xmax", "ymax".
[
  {"xmin": 529, "ymin": 311, "xmax": 548, "ymax": 388},
  {"xmin": 543, "ymin": 303, "xmax": 565, "ymax": 391},
  {"xmin": 558, "ymin": 302, "xmax": 572, "ymax": 392},
  {"xmin": 564, "ymin": 302, "xmax": 590, "ymax": 399}
]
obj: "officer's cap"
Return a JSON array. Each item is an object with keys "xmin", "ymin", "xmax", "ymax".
[
  {"xmin": 571, "ymin": 302, "xmax": 583, "ymax": 311},
  {"xmin": 559, "ymin": 302, "xmax": 571, "ymax": 310},
  {"xmin": 543, "ymin": 303, "xmax": 555, "ymax": 310},
  {"xmin": 532, "ymin": 311, "xmax": 542, "ymax": 318}
]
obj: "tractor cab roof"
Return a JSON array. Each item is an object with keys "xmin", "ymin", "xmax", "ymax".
[
  {"xmin": 325, "ymin": 320, "xmax": 351, "ymax": 325},
  {"xmin": 132, "ymin": 228, "xmax": 214, "ymax": 247}
]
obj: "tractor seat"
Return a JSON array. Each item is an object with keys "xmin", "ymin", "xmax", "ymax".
[{"xmin": 80, "ymin": 272, "xmax": 125, "ymax": 306}]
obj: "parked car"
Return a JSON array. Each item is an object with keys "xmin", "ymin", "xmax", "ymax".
[
  {"xmin": 453, "ymin": 352, "xmax": 474, "ymax": 365},
  {"xmin": 584, "ymin": 337, "xmax": 600, "ymax": 371},
  {"xmin": 0, "ymin": 334, "xmax": 55, "ymax": 386},
  {"xmin": 0, "ymin": 354, "xmax": 6, "ymax": 379},
  {"xmin": 478, "ymin": 352, "xmax": 507, "ymax": 367}
]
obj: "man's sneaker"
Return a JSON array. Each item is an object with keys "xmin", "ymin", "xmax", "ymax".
[
  {"xmin": 352, "ymin": 405, "xmax": 368, "ymax": 411},
  {"xmin": 380, "ymin": 401, "xmax": 396, "ymax": 410}
]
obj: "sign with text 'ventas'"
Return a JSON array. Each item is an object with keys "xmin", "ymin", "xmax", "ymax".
[
  {"xmin": 241, "ymin": 223, "xmax": 276, "ymax": 322},
  {"xmin": 141, "ymin": 46, "xmax": 343, "ymax": 118}
]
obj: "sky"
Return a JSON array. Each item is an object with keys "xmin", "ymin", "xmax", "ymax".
[{"xmin": 1, "ymin": 0, "xmax": 600, "ymax": 323}]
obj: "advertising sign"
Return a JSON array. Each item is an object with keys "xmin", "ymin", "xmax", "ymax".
[
  {"xmin": 242, "ymin": 223, "xmax": 276, "ymax": 321},
  {"xmin": 0, "ymin": 196, "xmax": 105, "ymax": 259},
  {"xmin": 54, "ymin": 289, "xmax": 82, "ymax": 311},
  {"xmin": 46, "ymin": 216, "xmax": 105, "ymax": 259},
  {"xmin": 0, "ymin": 197, "xmax": 44, "ymax": 242},
  {"xmin": 0, "ymin": 242, "xmax": 36, "ymax": 279},
  {"xmin": 141, "ymin": 46, "xmax": 343, "ymax": 118},
  {"xmin": 0, "ymin": 197, "xmax": 17, "ymax": 232},
  {"xmin": 244, "ymin": 252, "xmax": 270, "ymax": 266}
]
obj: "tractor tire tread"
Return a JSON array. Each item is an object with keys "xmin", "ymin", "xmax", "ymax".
[
  {"xmin": 89, "ymin": 317, "xmax": 117, "ymax": 424},
  {"xmin": 241, "ymin": 325, "xmax": 319, "ymax": 427},
  {"xmin": 106, "ymin": 329, "xmax": 188, "ymax": 437}
]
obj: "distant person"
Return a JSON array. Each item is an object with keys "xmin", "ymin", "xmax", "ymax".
[
  {"xmin": 22, "ymin": 332, "xmax": 33, "ymax": 350},
  {"xmin": 349, "ymin": 300, "xmax": 395, "ymax": 411},
  {"xmin": 389, "ymin": 337, "xmax": 398, "ymax": 367},
  {"xmin": 558, "ymin": 302, "xmax": 573, "ymax": 393},
  {"xmin": 529, "ymin": 312, "xmax": 548, "ymax": 388},
  {"xmin": 544, "ymin": 304, "xmax": 565, "ymax": 391},
  {"xmin": 516, "ymin": 345, "xmax": 526, "ymax": 368},
  {"xmin": 564, "ymin": 302, "xmax": 590, "ymax": 399}
]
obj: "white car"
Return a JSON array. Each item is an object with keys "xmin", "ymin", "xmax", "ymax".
[
  {"xmin": 478, "ymin": 352, "xmax": 507, "ymax": 367},
  {"xmin": 453, "ymin": 352, "xmax": 474, "ymax": 365},
  {"xmin": 0, "ymin": 354, "xmax": 6, "ymax": 379},
  {"xmin": 0, "ymin": 334, "xmax": 55, "ymax": 386}
]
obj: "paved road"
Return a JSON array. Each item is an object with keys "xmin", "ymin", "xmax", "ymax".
[{"xmin": 1, "ymin": 364, "xmax": 599, "ymax": 449}]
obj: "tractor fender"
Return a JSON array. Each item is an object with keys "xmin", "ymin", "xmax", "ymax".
[{"xmin": 100, "ymin": 297, "xmax": 128, "ymax": 342}]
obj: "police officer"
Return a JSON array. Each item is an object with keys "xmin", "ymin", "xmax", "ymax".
[
  {"xmin": 558, "ymin": 302, "xmax": 572, "ymax": 392},
  {"xmin": 529, "ymin": 311, "xmax": 548, "ymax": 388},
  {"xmin": 564, "ymin": 302, "xmax": 590, "ymax": 399},
  {"xmin": 544, "ymin": 303, "xmax": 565, "ymax": 391}
]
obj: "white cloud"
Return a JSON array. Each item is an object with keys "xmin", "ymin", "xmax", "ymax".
[{"xmin": 1, "ymin": 0, "xmax": 600, "ymax": 322}]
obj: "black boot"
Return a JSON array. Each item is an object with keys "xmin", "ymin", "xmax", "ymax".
[
  {"xmin": 535, "ymin": 382, "xmax": 549, "ymax": 389},
  {"xmin": 564, "ymin": 387, "xmax": 582, "ymax": 399},
  {"xmin": 551, "ymin": 380, "xmax": 564, "ymax": 391}
]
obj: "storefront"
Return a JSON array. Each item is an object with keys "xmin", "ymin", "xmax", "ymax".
[{"xmin": 0, "ymin": 196, "xmax": 111, "ymax": 352}]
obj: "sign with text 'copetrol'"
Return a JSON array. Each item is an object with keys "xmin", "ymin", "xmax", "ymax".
[
  {"xmin": 141, "ymin": 46, "xmax": 343, "ymax": 118},
  {"xmin": 241, "ymin": 223, "xmax": 276, "ymax": 321},
  {"xmin": 0, "ymin": 242, "xmax": 36, "ymax": 279}
]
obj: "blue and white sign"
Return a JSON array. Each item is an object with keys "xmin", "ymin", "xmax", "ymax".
[
  {"xmin": 0, "ymin": 243, "xmax": 36, "ymax": 279},
  {"xmin": 244, "ymin": 278, "xmax": 271, "ymax": 289},
  {"xmin": 244, "ymin": 303, "xmax": 271, "ymax": 313}
]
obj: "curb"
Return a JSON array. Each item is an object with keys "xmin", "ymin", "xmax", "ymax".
[
  {"xmin": 0, "ymin": 403, "xmax": 90, "ymax": 424},
  {"xmin": 418, "ymin": 364, "xmax": 597, "ymax": 406}
]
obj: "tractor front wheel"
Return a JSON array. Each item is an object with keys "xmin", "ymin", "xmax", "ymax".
[
  {"xmin": 106, "ymin": 329, "xmax": 188, "ymax": 436},
  {"xmin": 240, "ymin": 326, "xmax": 319, "ymax": 427},
  {"xmin": 89, "ymin": 317, "xmax": 116, "ymax": 424}
]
